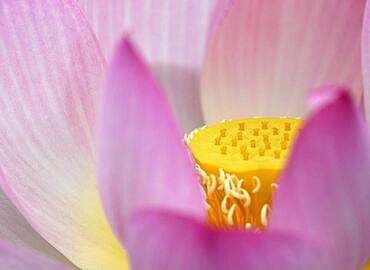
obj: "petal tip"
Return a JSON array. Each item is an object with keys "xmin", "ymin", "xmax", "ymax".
[{"xmin": 308, "ymin": 85, "xmax": 352, "ymax": 112}]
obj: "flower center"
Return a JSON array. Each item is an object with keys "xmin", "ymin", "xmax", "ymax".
[{"xmin": 186, "ymin": 118, "xmax": 302, "ymax": 230}]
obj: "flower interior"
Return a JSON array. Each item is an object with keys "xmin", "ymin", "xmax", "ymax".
[{"xmin": 186, "ymin": 118, "xmax": 302, "ymax": 230}]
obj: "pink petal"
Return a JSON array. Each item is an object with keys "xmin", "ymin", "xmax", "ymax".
[
  {"xmin": 97, "ymin": 37, "xmax": 205, "ymax": 241},
  {"xmin": 79, "ymin": 0, "xmax": 233, "ymax": 59},
  {"xmin": 0, "ymin": 186, "xmax": 75, "ymax": 267},
  {"xmin": 201, "ymin": 0, "xmax": 365, "ymax": 124},
  {"xmin": 361, "ymin": 0, "xmax": 370, "ymax": 121},
  {"xmin": 270, "ymin": 86, "xmax": 370, "ymax": 269},
  {"xmin": 126, "ymin": 210, "xmax": 334, "ymax": 270},
  {"xmin": 307, "ymin": 84, "xmax": 345, "ymax": 111},
  {"xmin": 79, "ymin": 0, "xmax": 235, "ymax": 131},
  {"xmin": 0, "ymin": 1, "xmax": 128, "ymax": 269},
  {"xmin": 0, "ymin": 239, "xmax": 73, "ymax": 270}
]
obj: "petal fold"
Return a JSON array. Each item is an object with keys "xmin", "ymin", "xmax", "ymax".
[
  {"xmin": 202, "ymin": 0, "xmax": 365, "ymax": 123},
  {"xmin": 79, "ymin": 0, "xmax": 235, "ymax": 131},
  {"xmin": 97, "ymin": 38, "xmax": 205, "ymax": 241},
  {"xmin": 126, "ymin": 210, "xmax": 332, "ymax": 270},
  {"xmin": 271, "ymin": 86, "xmax": 370, "ymax": 269},
  {"xmin": 0, "ymin": 1, "xmax": 128, "ymax": 269},
  {"xmin": 0, "ymin": 187, "xmax": 73, "ymax": 267},
  {"xmin": 0, "ymin": 240, "xmax": 73, "ymax": 270}
]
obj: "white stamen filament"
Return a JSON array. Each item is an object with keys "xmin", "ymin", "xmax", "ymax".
[
  {"xmin": 252, "ymin": 176, "xmax": 261, "ymax": 193},
  {"xmin": 261, "ymin": 204, "xmax": 271, "ymax": 227},
  {"xmin": 227, "ymin": 204, "xmax": 237, "ymax": 225},
  {"xmin": 271, "ymin": 183, "xmax": 279, "ymax": 191},
  {"xmin": 221, "ymin": 195, "xmax": 231, "ymax": 214},
  {"xmin": 207, "ymin": 175, "xmax": 217, "ymax": 195},
  {"xmin": 237, "ymin": 179, "xmax": 245, "ymax": 189},
  {"xmin": 230, "ymin": 188, "xmax": 251, "ymax": 206}
]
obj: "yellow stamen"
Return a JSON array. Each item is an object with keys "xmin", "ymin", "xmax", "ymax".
[{"xmin": 188, "ymin": 118, "xmax": 302, "ymax": 230}]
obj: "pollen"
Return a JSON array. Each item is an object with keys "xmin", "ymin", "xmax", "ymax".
[{"xmin": 187, "ymin": 118, "xmax": 302, "ymax": 230}]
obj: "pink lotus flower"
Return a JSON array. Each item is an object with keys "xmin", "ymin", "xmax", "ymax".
[{"xmin": 0, "ymin": 0, "xmax": 370, "ymax": 270}]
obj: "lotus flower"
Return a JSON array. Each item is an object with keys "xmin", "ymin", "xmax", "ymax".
[{"xmin": 0, "ymin": 0, "xmax": 370, "ymax": 270}]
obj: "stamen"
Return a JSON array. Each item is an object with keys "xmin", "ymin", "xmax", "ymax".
[
  {"xmin": 261, "ymin": 204, "xmax": 271, "ymax": 227},
  {"xmin": 195, "ymin": 165, "xmax": 207, "ymax": 183},
  {"xmin": 221, "ymin": 195, "xmax": 231, "ymax": 214},
  {"xmin": 227, "ymin": 204, "xmax": 237, "ymax": 225},
  {"xmin": 219, "ymin": 168, "xmax": 226, "ymax": 182},
  {"xmin": 225, "ymin": 175, "xmax": 236, "ymax": 195},
  {"xmin": 224, "ymin": 178, "xmax": 232, "ymax": 195},
  {"xmin": 207, "ymin": 175, "xmax": 217, "ymax": 195},
  {"xmin": 188, "ymin": 117, "xmax": 302, "ymax": 230},
  {"xmin": 200, "ymin": 186, "xmax": 207, "ymax": 199},
  {"xmin": 237, "ymin": 179, "xmax": 245, "ymax": 189},
  {"xmin": 205, "ymin": 201, "xmax": 211, "ymax": 210},
  {"xmin": 184, "ymin": 133, "xmax": 189, "ymax": 144},
  {"xmin": 252, "ymin": 176, "xmax": 261, "ymax": 193},
  {"xmin": 271, "ymin": 183, "xmax": 279, "ymax": 191},
  {"xmin": 230, "ymin": 188, "xmax": 251, "ymax": 206}
]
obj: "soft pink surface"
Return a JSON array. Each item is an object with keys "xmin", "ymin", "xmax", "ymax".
[
  {"xmin": 307, "ymin": 85, "xmax": 346, "ymax": 111},
  {"xmin": 97, "ymin": 38, "xmax": 204, "ymax": 241},
  {"xmin": 201, "ymin": 0, "xmax": 365, "ymax": 124},
  {"xmin": 79, "ymin": 0, "xmax": 234, "ymax": 62},
  {"xmin": 79, "ymin": 0, "xmax": 235, "ymax": 131},
  {"xmin": 362, "ymin": 0, "xmax": 370, "ymax": 121},
  {"xmin": 0, "ymin": 240, "xmax": 72, "ymax": 270},
  {"xmin": 271, "ymin": 87, "xmax": 370, "ymax": 269},
  {"xmin": 0, "ymin": 185, "xmax": 72, "ymax": 266},
  {"xmin": 126, "ymin": 210, "xmax": 327, "ymax": 270},
  {"xmin": 0, "ymin": 0, "xmax": 118, "ymax": 268}
]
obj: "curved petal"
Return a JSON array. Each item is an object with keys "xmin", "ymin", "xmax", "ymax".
[
  {"xmin": 126, "ymin": 210, "xmax": 334, "ymax": 270},
  {"xmin": 307, "ymin": 84, "xmax": 345, "ymax": 111},
  {"xmin": 0, "ymin": 1, "xmax": 128, "ymax": 269},
  {"xmin": 362, "ymin": 0, "xmax": 370, "ymax": 122},
  {"xmin": 97, "ymin": 38, "xmax": 205, "ymax": 241},
  {"xmin": 0, "ymin": 187, "xmax": 75, "ymax": 267},
  {"xmin": 79, "ymin": 0, "xmax": 235, "ymax": 131},
  {"xmin": 270, "ymin": 86, "xmax": 370, "ymax": 269},
  {"xmin": 0, "ymin": 240, "xmax": 73, "ymax": 270},
  {"xmin": 201, "ymin": 0, "xmax": 365, "ymax": 124}
]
